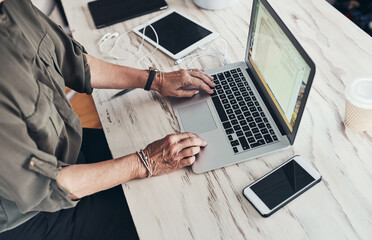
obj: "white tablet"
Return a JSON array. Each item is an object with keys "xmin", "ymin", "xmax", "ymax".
[{"xmin": 133, "ymin": 10, "xmax": 219, "ymax": 60}]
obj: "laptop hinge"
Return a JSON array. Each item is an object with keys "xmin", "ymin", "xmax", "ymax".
[{"xmin": 246, "ymin": 68, "xmax": 286, "ymax": 137}]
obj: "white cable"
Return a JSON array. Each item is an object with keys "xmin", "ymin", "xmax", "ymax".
[
  {"xmin": 137, "ymin": 24, "xmax": 159, "ymax": 68},
  {"xmin": 98, "ymin": 24, "xmax": 159, "ymax": 69}
]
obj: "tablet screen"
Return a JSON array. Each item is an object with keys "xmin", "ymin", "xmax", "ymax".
[{"xmin": 139, "ymin": 12, "xmax": 213, "ymax": 55}]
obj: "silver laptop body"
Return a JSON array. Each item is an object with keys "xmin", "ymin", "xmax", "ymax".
[{"xmin": 171, "ymin": 0, "xmax": 316, "ymax": 174}]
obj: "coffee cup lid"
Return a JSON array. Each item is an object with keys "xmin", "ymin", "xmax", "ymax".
[{"xmin": 345, "ymin": 78, "xmax": 372, "ymax": 109}]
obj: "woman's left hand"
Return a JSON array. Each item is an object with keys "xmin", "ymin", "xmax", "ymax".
[{"xmin": 152, "ymin": 69, "xmax": 216, "ymax": 97}]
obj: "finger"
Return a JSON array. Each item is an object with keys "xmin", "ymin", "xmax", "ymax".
[
  {"xmin": 188, "ymin": 77, "xmax": 214, "ymax": 94},
  {"xmin": 178, "ymin": 146, "xmax": 201, "ymax": 159},
  {"xmin": 175, "ymin": 89, "xmax": 200, "ymax": 98},
  {"xmin": 167, "ymin": 132, "xmax": 200, "ymax": 143},
  {"xmin": 179, "ymin": 156, "xmax": 196, "ymax": 167},
  {"xmin": 178, "ymin": 136, "xmax": 207, "ymax": 149},
  {"xmin": 189, "ymin": 69, "xmax": 215, "ymax": 88},
  {"xmin": 189, "ymin": 69, "xmax": 214, "ymax": 80}
]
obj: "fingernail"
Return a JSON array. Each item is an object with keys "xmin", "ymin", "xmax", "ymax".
[{"xmin": 194, "ymin": 91, "xmax": 199, "ymax": 95}]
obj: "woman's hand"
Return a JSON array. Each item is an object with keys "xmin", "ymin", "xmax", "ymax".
[
  {"xmin": 153, "ymin": 69, "xmax": 215, "ymax": 97},
  {"xmin": 139, "ymin": 132, "xmax": 207, "ymax": 177}
]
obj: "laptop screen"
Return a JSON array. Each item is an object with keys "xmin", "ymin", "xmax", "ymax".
[{"xmin": 248, "ymin": 0, "xmax": 312, "ymax": 132}]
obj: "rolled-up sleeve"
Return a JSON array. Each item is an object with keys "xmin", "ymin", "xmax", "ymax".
[{"xmin": 0, "ymin": 102, "xmax": 77, "ymax": 214}]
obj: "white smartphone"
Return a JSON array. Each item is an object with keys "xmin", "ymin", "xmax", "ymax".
[
  {"xmin": 243, "ymin": 155, "xmax": 322, "ymax": 217},
  {"xmin": 132, "ymin": 10, "xmax": 219, "ymax": 60}
]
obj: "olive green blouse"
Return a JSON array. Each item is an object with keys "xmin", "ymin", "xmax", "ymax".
[{"xmin": 0, "ymin": 0, "xmax": 92, "ymax": 232}]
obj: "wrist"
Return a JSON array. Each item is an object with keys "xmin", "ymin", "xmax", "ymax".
[
  {"xmin": 132, "ymin": 153, "xmax": 147, "ymax": 179},
  {"xmin": 151, "ymin": 70, "xmax": 162, "ymax": 92}
]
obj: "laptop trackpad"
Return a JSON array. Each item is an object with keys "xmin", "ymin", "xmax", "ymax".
[{"xmin": 178, "ymin": 100, "xmax": 217, "ymax": 134}]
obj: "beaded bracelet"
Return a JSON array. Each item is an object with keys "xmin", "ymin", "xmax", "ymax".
[{"xmin": 136, "ymin": 149, "xmax": 152, "ymax": 178}]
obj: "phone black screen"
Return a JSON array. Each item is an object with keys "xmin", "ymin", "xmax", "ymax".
[
  {"xmin": 139, "ymin": 12, "xmax": 213, "ymax": 55},
  {"xmin": 251, "ymin": 160, "xmax": 315, "ymax": 210},
  {"xmin": 88, "ymin": 0, "xmax": 168, "ymax": 29}
]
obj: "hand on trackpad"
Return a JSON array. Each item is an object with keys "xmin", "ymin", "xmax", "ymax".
[{"xmin": 177, "ymin": 100, "xmax": 217, "ymax": 134}]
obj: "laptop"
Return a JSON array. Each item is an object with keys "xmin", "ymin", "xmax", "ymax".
[{"xmin": 171, "ymin": 0, "xmax": 316, "ymax": 174}]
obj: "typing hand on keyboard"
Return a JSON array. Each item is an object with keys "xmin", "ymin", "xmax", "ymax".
[{"xmin": 153, "ymin": 69, "xmax": 215, "ymax": 97}]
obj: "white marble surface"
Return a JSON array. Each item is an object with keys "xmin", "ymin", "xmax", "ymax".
[{"xmin": 60, "ymin": 0, "xmax": 372, "ymax": 239}]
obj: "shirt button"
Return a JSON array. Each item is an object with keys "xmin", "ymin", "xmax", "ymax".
[{"xmin": 29, "ymin": 160, "xmax": 35, "ymax": 167}]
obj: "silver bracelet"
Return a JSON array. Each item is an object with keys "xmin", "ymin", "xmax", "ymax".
[{"xmin": 136, "ymin": 149, "xmax": 152, "ymax": 178}]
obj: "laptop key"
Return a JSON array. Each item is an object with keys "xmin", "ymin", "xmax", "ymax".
[
  {"xmin": 237, "ymin": 96, "xmax": 243, "ymax": 101},
  {"xmin": 228, "ymin": 114, "xmax": 236, "ymax": 120},
  {"xmin": 212, "ymin": 97, "xmax": 228, "ymax": 122},
  {"xmin": 270, "ymin": 129, "xmax": 275, "ymax": 135},
  {"xmin": 242, "ymin": 106, "xmax": 248, "ymax": 112},
  {"xmin": 249, "ymin": 122, "xmax": 256, "ymax": 128},
  {"xmin": 234, "ymin": 125, "xmax": 241, "ymax": 131},
  {"xmin": 264, "ymin": 134, "xmax": 273, "ymax": 143},
  {"xmin": 218, "ymin": 73, "xmax": 225, "ymax": 80},
  {"xmin": 217, "ymin": 89, "xmax": 224, "ymax": 94},
  {"xmin": 232, "ymin": 105, "xmax": 239, "ymax": 110},
  {"xmin": 221, "ymin": 80, "xmax": 228, "ymax": 85},
  {"xmin": 251, "ymin": 139, "xmax": 265, "ymax": 148},
  {"xmin": 237, "ymin": 115, "xmax": 244, "ymax": 120},
  {"xmin": 261, "ymin": 129, "xmax": 269, "ymax": 134},
  {"xmin": 223, "ymin": 85, "xmax": 229, "ymax": 90},
  {"xmin": 230, "ymin": 140, "xmax": 239, "ymax": 147},
  {"xmin": 226, "ymin": 109, "xmax": 233, "ymax": 114},
  {"xmin": 233, "ymin": 74, "xmax": 239, "ymax": 79},
  {"xmin": 263, "ymin": 117, "xmax": 268, "ymax": 123},
  {"xmin": 227, "ymin": 78, "xmax": 234, "ymax": 83},
  {"xmin": 245, "ymin": 131, "xmax": 253, "ymax": 137},
  {"xmin": 273, "ymin": 135, "xmax": 278, "ymax": 141},
  {"xmin": 231, "ymin": 69, "xmax": 237, "ymax": 74},
  {"xmin": 239, "ymin": 101, "xmax": 245, "ymax": 106},
  {"xmin": 252, "ymin": 112, "xmax": 259, "ymax": 117},
  {"xmin": 222, "ymin": 99, "xmax": 228, "ymax": 104},
  {"xmin": 247, "ymin": 137, "xmax": 255, "ymax": 143},
  {"xmin": 231, "ymin": 119, "xmax": 238, "ymax": 125},
  {"xmin": 212, "ymin": 75, "xmax": 217, "ymax": 80},
  {"xmin": 247, "ymin": 116, "xmax": 254, "ymax": 122},
  {"xmin": 239, "ymin": 137, "xmax": 250, "ymax": 150},
  {"xmin": 220, "ymin": 94, "xmax": 226, "ymax": 99},
  {"xmin": 229, "ymin": 82, "xmax": 236, "ymax": 87},
  {"xmin": 236, "ymin": 131, "xmax": 244, "ymax": 136},
  {"xmin": 224, "ymin": 104, "xmax": 231, "ymax": 109},
  {"xmin": 228, "ymin": 135, "xmax": 233, "ymax": 141},
  {"xmin": 242, "ymin": 92, "xmax": 249, "ymax": 97},
  {"xmin": 237, "ymin": 68, "xmax": 241, "ymax": 72},
  {"xmin": 258, "ymin": 123, "xmax": 265, "ymax": 128},
  {"xmin": 228, "ymin": 95, "xmax": 234, "ymax": 100},
  {"xmin": 224, "ymin": 71, "xmax": 231, "ymax": 78},
  {"xmin": 243, "ymin": 111, "xmax": 251, "ymax": 117},
  {"xmin": 226, "ymin": 128, "xmax": 234, "ymax": 135},
  {"xmin": 240, "ymin": 120, "xmax": 247, "ymax": 126},
  {"xmin": 242, "ymin": 126, "xmax": 250, "ymax": 131},
  {"xmin": 254, "ymin": 133, "xmax": 263, "ymax": 139},
  {"xmin": 223, "ymin": 122, "xmax": 232, "ymax": 129},
  {"xmin": 233, "ymin": 147, "xmax": 239, "ymax": 153},
  {"xmin": 225, "ymin": 90, "xmax": 232, "ymax": 95},
  {"xmin": 252, "ymin": 128, "xmax": 259, "ymax": 133}
]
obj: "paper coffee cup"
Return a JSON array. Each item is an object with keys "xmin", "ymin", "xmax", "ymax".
[{"xmin": 344, "ymin": 78, "xmax": 372, "ymax": 132}]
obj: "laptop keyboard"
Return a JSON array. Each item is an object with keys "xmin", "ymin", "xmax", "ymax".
[{"xmin": 210, "ymin": 68, "xmax": 278, "ymax": 154}]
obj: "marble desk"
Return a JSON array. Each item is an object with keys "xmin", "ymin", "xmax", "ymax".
[{"xmin": 60, "ymin": 0, "xmax": 372, "ymax": 239}]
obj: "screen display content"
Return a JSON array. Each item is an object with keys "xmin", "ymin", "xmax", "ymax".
[
  {"xmin": 250, "ymin": 160, "xmax": 315, "ymax": 210},
  {"xmin": 248, "ymin": 0, "xmax": 311, "ymax": 131},
  {"xmin": 139, "ymin": 12, "xmax": 213, "ymax": 55}
]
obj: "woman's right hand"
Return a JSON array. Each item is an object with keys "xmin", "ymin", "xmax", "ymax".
[{"xmin": 138, "ymin": 132, "xmax": 207, "ymax": 178}]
